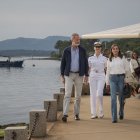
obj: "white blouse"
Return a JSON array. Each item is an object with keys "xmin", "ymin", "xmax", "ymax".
[
  {"xmin": 106, "ymin": 57, "xmax": 127, "ymax": 85},
  {"xmin": 130, "ymin": 59, "xmax": 139, "ymax": 73},
  {"xmin": 88, "ymin": 54, "xmax": 107, "ymax": 76}
]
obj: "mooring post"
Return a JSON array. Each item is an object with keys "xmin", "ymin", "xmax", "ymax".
[
  {"xmin": 53, "ymin": 93, "xmax": 64, "ymax": 111},
  {"xmin": 29, "ymin": 110, "xmax": 46, "ymax": 138},
  {"xmin": 4, "ymin": 126, "xmax": 28, "ymax": 140},
  {"xmin": 44, "ymin": 99, "xmax": 57, "ymax": 122}
]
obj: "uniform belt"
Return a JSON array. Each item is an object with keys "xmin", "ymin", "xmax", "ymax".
[
  {"xmin": 70, "ymin": 71, "xmax": 79, "ymax": 73},
  {"xmin": 94, "ymin": 70, "xmax": 104, "ymax": 73}
]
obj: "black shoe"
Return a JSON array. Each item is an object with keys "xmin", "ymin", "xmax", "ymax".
[
  {"xmin": 75, "ymin": 115, "xmax": 80, "ymax": 120},
  {"xmin": 62, "ymin": 115, "xmax": 67, "ymax": 122},
  {"xmin": 112, "ymin": 120, "xmax": 117, "ymax": 123},
  {"xmin": 119, "ymin": 115, "xmax": 124, "ymax": 120}
]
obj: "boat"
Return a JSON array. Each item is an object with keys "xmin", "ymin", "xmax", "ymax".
[
  {"xmin": 0, "ymin": 57, "xmax": 24, "ymax": 67},
  {"xmin": 0, "ymin": 60, "xmax": 23, "ymax": 67}
]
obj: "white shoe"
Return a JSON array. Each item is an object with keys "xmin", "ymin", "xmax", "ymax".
[
  {"xmin": 91, "ymin": 115, "xmax": 98, "ymax": 119},
  {"xmin": 99, "ymin": 115, "xmax": 104, "ymax": 119}
]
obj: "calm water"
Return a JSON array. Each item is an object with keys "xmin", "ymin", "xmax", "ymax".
[{"xmin": 0, "ymin": 58, "xmax": 62, "ymax": 125}]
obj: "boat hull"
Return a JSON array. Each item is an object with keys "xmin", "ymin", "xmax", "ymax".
[{"xmin": 0, "ymin": 60, "xmax": 24, "ymax": 67}]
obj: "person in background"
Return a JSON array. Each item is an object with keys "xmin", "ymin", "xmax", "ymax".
[
  {"xmin": 130, "ymin": 51, "xmax": 140, "ymax": 93},
  {"xmin": 88, "ymin": 42, "xmax": 107, "ymax": 119},
  {"xmin": 124, "ymin": 52, "xmax": 139, "ymax": 96},
  {"xmin": 103, "ymin": 48, "xmax": 110, "ymax": 58},
  {"xmin": 106, "ymin": 44, "xmax": 127, "ymax": 123},
  {"xmin": 103, "ymin": 48, "xmax": 110, "ymax": 95},
  {"xmin": 60, "ymin": 33, "xmax": 89, "ymax": 122}
]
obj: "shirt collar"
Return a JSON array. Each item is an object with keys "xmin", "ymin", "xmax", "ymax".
[
  {"xmin": 94, "ymin": 53, "xmax": 102, "ymax": 57},
  {"xmin": 71, "ymin": 46, "xmax": 79, "ymax": 51}
]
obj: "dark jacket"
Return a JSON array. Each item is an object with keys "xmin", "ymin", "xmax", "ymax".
[{"xmin": 60, "ymin": 45, "xmax": 89, "ymax": 76}]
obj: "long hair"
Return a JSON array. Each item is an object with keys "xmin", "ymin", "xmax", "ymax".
[
  {"xmin": 109, "ymin": 44, "xmax": 123, "ymax": 61},
  {"xmin": 131, "ymin": 51, "xmax": 138, "ymax": 60}
]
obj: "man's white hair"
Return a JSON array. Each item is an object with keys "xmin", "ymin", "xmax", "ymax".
[{"xmin": 71, "ymin": 33, "xmax": 80, "ymax": 40}]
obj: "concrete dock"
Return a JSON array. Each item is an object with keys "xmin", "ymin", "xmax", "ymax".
[{"xmin": 33, "ymin": 95, "xmax": 140, "ymax": 140}]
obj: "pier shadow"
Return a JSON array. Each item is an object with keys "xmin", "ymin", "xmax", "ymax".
[{"xmin": 119, "ymin": 119, "xmax": 140, "ymax": 126}]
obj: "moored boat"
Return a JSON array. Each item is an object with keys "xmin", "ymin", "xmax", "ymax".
[{"xmin": 0, "ymin": 57, "xmax": 24, "ymax": 67}]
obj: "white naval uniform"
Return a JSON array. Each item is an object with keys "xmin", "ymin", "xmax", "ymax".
[{"xmin": 88, "ymin": 54, "xmax": 107, "ymax": 117}]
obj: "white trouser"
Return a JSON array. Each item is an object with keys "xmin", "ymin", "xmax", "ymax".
[
  {"xmin": 89, "ymin": 73, "xmax": 105, "ymax": 117},
  {"xmin": 63, "ymin": 73, "xmax": 83, "ymax": 116}
]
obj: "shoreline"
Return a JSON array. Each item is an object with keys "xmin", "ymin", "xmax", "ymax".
[
  {"xmin": 27, "ymin": 57, "xmax": 61, "ymax": 60},
  {"xmin": 0, "ymin": 122, "xmax": 28, "ymax": 129},
  {"xmin": 0, "ymin": 122, "xmax": 28, "ymax": 138}
]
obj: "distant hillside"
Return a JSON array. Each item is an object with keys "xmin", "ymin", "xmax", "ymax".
[{"xmin": 0, "ymin": 36, "xmax": 70, "ymax": 51}]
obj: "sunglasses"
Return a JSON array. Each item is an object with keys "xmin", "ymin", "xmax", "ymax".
[{"xmin": 95, "ymin": 46, "xmax": 101, "ymax": 48}]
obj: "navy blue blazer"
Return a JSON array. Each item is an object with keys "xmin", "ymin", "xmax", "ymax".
[{"xmin": 60, "ymin": 45, "xmax": 89, "ymax": 76}]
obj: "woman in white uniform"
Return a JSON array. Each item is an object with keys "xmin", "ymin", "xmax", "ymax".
[{"xmin": 88, "ymin": 42, "xmax": 107, "ymax": 119}]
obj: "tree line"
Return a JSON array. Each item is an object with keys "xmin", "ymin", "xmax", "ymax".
[{"xmin": 51, "ymin": 38, "xmax": 140, "ymax": 58}]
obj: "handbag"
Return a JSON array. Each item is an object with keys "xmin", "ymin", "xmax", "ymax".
[
  {"xmin": 123, "ymin": 84, "xmax": 133, "ymax": 99},
  {"xmin": 134, "ymin": 66, "xmax": 140, "ymax": 77}
]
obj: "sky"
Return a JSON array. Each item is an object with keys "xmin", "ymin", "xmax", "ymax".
[{"xmin": 0, "ymin": 0, "xmax": 140, "ymax": 41}]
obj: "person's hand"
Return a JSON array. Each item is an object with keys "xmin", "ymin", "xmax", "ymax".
[
  {"xmin": 61, "ymin": 75, "xmax": 65, "ymax": 84},
  {"xmin": 106, "ymin": 85, "xmax": 110, "ymax": 93},
  {"xmin": 84, "ymin": 76, "xmax": 88, "ymax": 85},
  {"xmin": 138, "ymin": 88, "xmax": 140, "ymax": 93}
]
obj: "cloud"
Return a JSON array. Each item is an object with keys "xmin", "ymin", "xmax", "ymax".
[{"xmin": 0, "ymin": 0, "xmax": 140, "ymax": 40}]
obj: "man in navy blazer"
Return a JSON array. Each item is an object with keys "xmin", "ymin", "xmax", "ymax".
[{"xmin": 60, "ymin": 33, "xmax": 89, "ymax": 122}]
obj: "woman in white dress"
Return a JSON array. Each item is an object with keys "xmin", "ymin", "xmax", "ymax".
[{"xmin": 88, "ymin": 42, "xmax": 107, "ymax": 119}]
